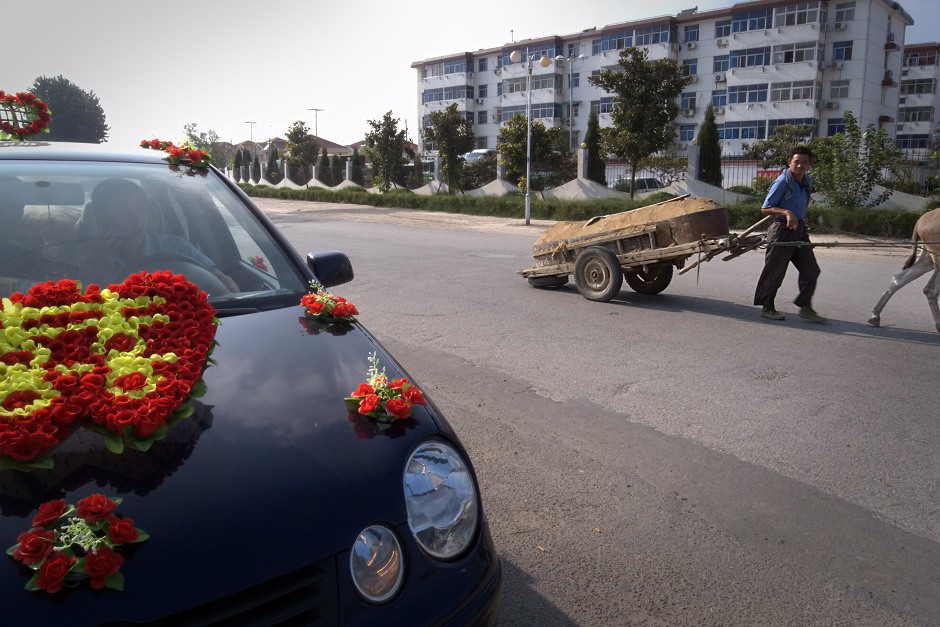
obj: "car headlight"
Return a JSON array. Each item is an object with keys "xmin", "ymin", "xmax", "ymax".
[
  {"xmin": 349, "ymin": 525, "xmax": 404, "ymax": 603},
  {"xmin": 404, "ymin": 440, "xmax": 479, "ymax": 559}
]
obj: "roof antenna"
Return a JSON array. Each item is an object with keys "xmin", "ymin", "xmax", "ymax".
[{"xmin": 510, "ymin": 29, "xmax": 514, "ymax": 43}]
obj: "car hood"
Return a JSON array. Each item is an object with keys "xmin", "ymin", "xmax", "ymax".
[{"xmin": 0, "ymin": 305, "xmax": 448, "ymax": 623}]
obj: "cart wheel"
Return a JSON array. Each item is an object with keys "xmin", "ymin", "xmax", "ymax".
[
  {"xmin": 624, "ymin": 265, "xmax": 673, "ymax": 295},
  {"xmin": 574, "ymin": 247, "xmax": 623, "ymax": 302},
  {"xmin": 528, "ymin": 275, "xmax": 569, "ymax": 289}
]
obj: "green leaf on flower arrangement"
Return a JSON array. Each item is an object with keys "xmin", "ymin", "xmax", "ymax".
[
  {"xmin": 105, "ymin": 431, "xmax": 125, "ymax": 454},
  {"xmin": 344, "ymin": 397, "xmax": 362, "ymax": 412},
  {"xmin": 105, "ymin": 571, "xmax": 125, "ymax": 591},
  {"xmin": 134, "ymin": 529, "xmax": 150, "ymax": 543},
  {"xmin": 7, "ymin": 544, "xmax": 18, "ymax": 556},
  {"xmin": 25, "ymin": 572, "xmax": 40, "ymax": 591},
  {"xmin": 189, "ymin": 379, "xmax": 208, "ymax": 398},
  {"xmin": 0, "ymin": 455, "xmax": 54, "ymax": 471},
  {"xmin": 170, "ymin": 403, "xmax": 194, "ymax": 423}
]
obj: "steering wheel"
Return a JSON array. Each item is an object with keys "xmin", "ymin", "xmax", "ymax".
[{"xmin": 137, "ymin": 253, "xmax": 231, "ymax": 296}]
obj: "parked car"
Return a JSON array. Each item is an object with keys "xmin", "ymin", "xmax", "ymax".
[
  {"xmin": 462, "ymin": 149, "xmax": 497, "ymax": 165},
  {"xmin": 612, "ymin": 176, "xmax": 665, "ymax": 194},
  {"xmin": 0, "ymin": 141, "xmax": 501, "ymax": 625}
]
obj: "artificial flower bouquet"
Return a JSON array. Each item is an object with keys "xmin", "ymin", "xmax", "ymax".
[
  {"xmin": 7, "ymin": 494, "xmax": 148, "ymax": 593},
  {"xmin": 139, "ymin": 138, "xmax": 211, "ymax": 169},
  {"xmin": 300, "ymin": 280, "xmax": 358, "ymax": 323},
  {"xmin": 0, "ymin": 90, "xmax": 51, "ymax": 141},
  {"xmin": 0, "ymin": 272, "xmax": 218, "ymax": 469},
  {"xmin": 345, "ymin": 352, "xmax": 427, "ymax": 423}
]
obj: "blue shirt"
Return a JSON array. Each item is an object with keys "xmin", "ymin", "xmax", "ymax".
[
  {"xmin": 762, "ymin": 170, "xmax": 812, "ymax": 220},
  {"xmin": 142, "ymin": 232, "xmax": 216, "ymax": 269}
]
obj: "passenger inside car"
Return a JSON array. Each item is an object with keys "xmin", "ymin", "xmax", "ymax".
[{"xmin": 79, "ymin": 178, "xmax": 240, "ymax": 292}]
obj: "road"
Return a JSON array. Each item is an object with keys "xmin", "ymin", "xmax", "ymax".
[{"xmin": 258, "ymin": 198, "xmax": 940, "ymax": 626}]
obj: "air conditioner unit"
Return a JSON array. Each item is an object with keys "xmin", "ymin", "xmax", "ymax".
[
  {"xmin": 826, "ymin": 61, "xmax": 842, "ymax": 70},
  {"xmin": 716, "ymin": 37, "xmax": 729, "ymax": 47},
  {"xmin": 687, "ymin": 74, "xmax": 698, "ymax": 83},
  {"xmin": 901, "ymin": 68, "xmax": 909, "ymax": 76},
  {"xmin": 831, "ymin": 22, "xmax": 846, "ymax": 31},
  {"xmin": 491, "ymin": 115, "xmax": 500, "ymax": 123},
  {"xmin": 715, "ymin": 73, "xmax": 726, "ymax": 83},
  {"xmin": 563, "ymin": 117, "xmax": 572, "ymax": 124},
  {"xmin": 475, "ymin": 98, "xmax": 484, "ymax": 104},
  {"xmin": 899, "ymin": 97, "xmax": 906, "ymax": 104},
  {"xmin": 682, "ymin": 108, "xmax": 696, "ymax": 116},
  {"xmin": 897, "ymin": 123, "xmax": 905, "ymax": 130},
  {"xmin": 714, "ymin": 106, "xmax": 725, "ymax": 114},
  {"xmin": 823, "ymin": 101, "xmax": 839, "ymax": 109},
  {"xmin": 677, "ymin": 143, "xmax": 688, "ymax": 149},
  {"xmin": 671, "ymin": 43, "xmax": 682, "ymax": 52},
  {"xmin": 494, "ymin": 68, "xmax": 501, "ymax": 75},
  {"xmin": 468, "ymin": 71, "xmax": 474, "ymax": 77},
  {"xmin": 686, "ymin": 41, "xmax": 697, "ymax": 50}
]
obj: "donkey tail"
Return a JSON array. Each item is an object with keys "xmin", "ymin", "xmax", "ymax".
[{"xmin": 902, "ymin": 227, "xmax": 920, "ymax": 270}]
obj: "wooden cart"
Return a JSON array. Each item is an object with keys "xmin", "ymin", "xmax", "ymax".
[{"xmin": 518, "ymin": 196, "xmax": 767, "ymax": 302}]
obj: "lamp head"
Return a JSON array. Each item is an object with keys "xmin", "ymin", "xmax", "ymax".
[
  {"xmin": 509, "ymin": 50, "xmax": 522, "ymax": 63},
  {"xmin": 539, "ymin": 55, "xmax": 552, "ymax": 68}
]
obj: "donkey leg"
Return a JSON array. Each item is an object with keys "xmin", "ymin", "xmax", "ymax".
[
  {"xmin": 869, "ymin": 252, "xmax": 933, "ymax": 327},
  {"xmin": 923, "ymin": 267, "xmax": 940, "ymax": 332}
]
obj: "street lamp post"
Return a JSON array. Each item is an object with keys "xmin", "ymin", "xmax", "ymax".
[
  {"xmin": 555, "ymin": 54, "xmax": 587, "ymax": 152},
  {"xmin": 307, "ymin": 108, "xmax": 324, "ymax": 139},
  {"xmin": 244, "ymin": 121, "xmax": 256, "ymax": 143},
  {"xmin": 509, "ymin": 49, "xmax": 551, "ymax": 225}
]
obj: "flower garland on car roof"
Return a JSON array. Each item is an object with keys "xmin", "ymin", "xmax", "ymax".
[
  {"xmin": 0, "ymin": 91, "xmax": 52, "ymax": 141},
  {"xmin": 0, "ymin": 272, "xmax": 218, "ymax": 469},
  {"xmin": 7, "ymin": 494, "xmax": 149, "ymax": 593},
  {"xmin": 139, "ymin": 138, "xmax": 211, "ymax": 169}
]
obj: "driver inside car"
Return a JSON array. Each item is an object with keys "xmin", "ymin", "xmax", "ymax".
[{"xmin": 81, "ymin": 178, "xmax": 239, "ymax": 292}]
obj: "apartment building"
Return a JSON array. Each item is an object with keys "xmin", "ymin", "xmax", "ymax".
[{"xmin": 411, "ymin": 0, "xmax": 935, "ymax": 157}]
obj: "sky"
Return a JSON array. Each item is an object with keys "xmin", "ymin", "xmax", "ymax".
[{"xmin": 3, "ymin": 0, "xmax": 938, "ymax": 150}]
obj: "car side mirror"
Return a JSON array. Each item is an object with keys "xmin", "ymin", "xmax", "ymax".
[{"xmin": 306, "ymin": 251, "xmax": 354, "ymax": 288}]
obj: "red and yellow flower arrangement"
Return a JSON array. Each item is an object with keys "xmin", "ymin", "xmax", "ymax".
[
  {"xmin": 345, "ymin": 352, "xmax": 427, "ymax": 422},
  {"xmin": 139, "ymin": 138, "xmax": 211, "ymax": 169},
  {"xmin": 0, "ymin": 91, "xmax": 52, "ymax": 141},
  {"xmin": 300, "ymin": 280, "xmax": 358, "ymax": 322},
  {"xmin": 0, "ymin": 272, "xmax": 218, "ymax": 469},
  {"xmin": 7, "ymin": 494, "xmax": 149, "ymax": 593}
]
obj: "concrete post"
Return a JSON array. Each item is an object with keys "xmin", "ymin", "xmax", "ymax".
[
  {"xmin": 687, "ymin": 144, "xmax": 701, "ymax": 181},
  {"xmin": 345, "ymin": 159, "xmax": 353, "ymax": 182},
  {"xmin": 434, "ymin": 155, "xmax": 442, "ymax": 182},
  {"xmin": 496, "ymin": 152, "xmax": 506, "ymax": 182},
  {"xmin": 577, "ymin": 147, "xmax": 587, "ymax": 181}
]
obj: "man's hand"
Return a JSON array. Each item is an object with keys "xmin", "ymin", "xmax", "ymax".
[{"xmin": 783, "ymin": 210, "xmax": 798, "ymax": 230}]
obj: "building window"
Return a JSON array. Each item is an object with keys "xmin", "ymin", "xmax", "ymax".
[
  {"xmin": 571, "ymin": 72, "xmax": 580, "ymax": 88},
  {"xmin": 728, "ymin": 83, "xmax": 769, "ymax": 103},
  {"xmin": 770, "ymin": 80, "xmax": 815, "ymax": 101},
  {"xmin": 590, "ymin": 97, "xmax": 614, "ymax": 114},
  {"xmin": 774, "ymin": 2, "xmax": 820, "ymax": 27},
  {"xmin": 477, "ymin": 110, "xmax": 487, "ymax": 124},
  {"xmin": 768, "ymin": 118, "xmax": 816, "ymax": 135},
  {"xmin": 497, "ymin": 82, "xmax": 503, "ymax": 97},
  {"xmin": 679, "ymin": 124, "xmax": 696, "ymax": 141},
  {"xmin": 567, "ymin": 43, "xmax": 580, "ymax": 57},
  {"xmin": 422, "ymin": 64, "xmax": 443, "ymax": 79},
  {"xmin": 715, "ymin": 19, "xmax": 731, "ymax": 37},
  {"xmin": 423, "ymin": 88, "xmax": 444, "ymax": 104},
  {"xmin": 593, "ymin": 29, "xmax": 633, "ymax": 55},
  {"xmin": 478, "ymin": 84, "xmax": 488, "ymax": 98},
  {"xmin": 834, "ymin": 1, "xmax": 855, "ymax": 23},
  {"xmin": 464, "ymin": 111, "xmax": 474, "ymax": 123},
  {"xmin": 827, "ymin": 118, "xmax": 846, "ymax": 135},
  {"xmin": 830, "ymin": 79, "xmax": 850, "ymax": 99},
  {"xmin": 730, "ymin": 47, "xmax": 771, "ymax": 68},
  {"xmin": 443, "ymin": 59, "xmax": 468, "ymax": 74},
  {"xmin": 475, "ymin": 137, "xmax": 488, "ymax": 149},
  {"xmin": 571, "ymin": 103, "xmax": 580, "ymax": 118},
  {"xmin": 712, "ymin": 90, "xmax": 727, "ymax": 106},
  {"xmin": 443, "ymin": 86, "xmax": 473, "ymax": 100},
  {"xmin": 502, "ymin": 45, "xmax": 557, "ymax": 67},
  {"xmin": 684, "ymin": 25, "xmax": 700, "ymax": 43},
  {"xmin": 720, "ymin": 121, "xmax": 766, "ymax": 139},
  {"xmin": 832, "ymin": 41, "xmax": 853, "ymax": 61},
  {"xmin": 478, "ymin": 58, "xmax": 488, "ymax": 72},
  {"xmin": 900, "ymin": 79, "xmax": 937, "ymax": 95},
  {"xmin": 682, "ymin": 59, "xmax": 698, "ymax": 76},
  {"xmin": 896, "ymin": 134, "xmax": 928, "ymax": 148},
  {"xmin": 680, "ymin": 92, "xmax": 697, "ymax": 109},
  {"xmin": 635, "ymin": 25, "xmax": 670, "ymax": 46},
  {"xmin": 773, "ymin": 42, "xmax": 819, "ymax": 64},
  {"xmin": 731, "ymin": 8, "xmax": 773, "ymax": 33},
  {"xmin": 899, "ymin": 106, "xmax": 934, "ymax": 122},
  {"xmin": 714, "ymin": 55, "xmax": 730, "ymax": 73}
]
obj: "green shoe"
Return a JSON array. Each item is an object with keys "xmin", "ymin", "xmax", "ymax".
[
  {"xmin": 761, "ymin": 308, "xmax": 785, "ymax": 321},
  {"xmin": 798, "ymin": 307, "xmax": 827, "ymax": 323}
]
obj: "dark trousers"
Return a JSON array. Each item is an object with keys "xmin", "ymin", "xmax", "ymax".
[{"xmin": 753, "ymin": 221, "xmax": 821, "ymax": 308}]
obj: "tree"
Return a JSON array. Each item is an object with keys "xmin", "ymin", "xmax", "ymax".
[
  {"xmin": 316, "ymin": 147, "xmax": 332, "ymax": 186},
  {"xmin": 350, "ymin": 147, "xmax": 365, "ymax": 185},
  {"xmin": 743, "ymin": 123, "xmax": 818, "ymax": 169},
  {"xmin": 496, "ymin": 114, "xmax": 562, "ymax": 189},
  {"xmin": 364, "ymin": 111, "xmax": 410, "ymax": 192},
  {"xmin": 697, "ymin": 103, "xmax": 722, "ymax": 186},
  {"xmin": 285, "ymin": 120, "xmax": 319, "ymax": 184},
  {"xmin": 182, "ymin": 123, "xmax": 219, "ymax": 152},
  {"xmin": 232, "ymin": 148, "xmax": 243, "ymax": 182},
  {"xmin": 588, "ymin": 47, "xmax": 690, "ymax": 198},
  {"xmin": 250, "ymin": 151, "xmax": 261, "ymax": 183},
  {"xmin": 464, "ymin": 152, "xmax": 498, "ymax": 190},
  {"xmin": 811, "ymin": 110, "xmax": 904, "ymax": 209},
  {"xmin": 329, "ymin": 154, "xmax": 343, "ymax": 185},
  {"xmin": 422, "ymin": 103, "xmax": 476, "ymax": 192},
  {"xmin": 29, "ymin": 75, "xmax": 109, "ymax": 143},
  {"xmin": 584, "ymin": 109, "xmax": 606, "ymax": 186},
  {"xmin": 265, "ymin": 146, "xmax": 281, "ymax": 183}
]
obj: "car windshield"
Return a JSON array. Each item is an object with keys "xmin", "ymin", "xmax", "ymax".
[{"xmin": 0, "ymin": 160, "xmax": 309, "ymax": 313}]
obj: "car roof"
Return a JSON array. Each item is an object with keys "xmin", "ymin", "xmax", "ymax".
[{"xmin": 0, "ymin": 141, "xmax": 168, "ymax": 164}]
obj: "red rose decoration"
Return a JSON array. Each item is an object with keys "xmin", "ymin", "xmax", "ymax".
[
  {"xmin": 108, "ymin": 518, "xmax": 139, "ymax": 544},
  {"xmin": 76, "ymin": 493, "xmax": 117, "ymax": 522},
  {"xmin": 358, "ymin": 394, "xmax": 380, "ymax": 414},
  {"xmin": 0, "ymin": 90, "xmax": 51, "ymax": 140},
  {"xmin": 351, "ymin": 383, "xmax": 375, "ymax": 398},
  {"xmin": 402, "ymin": 386, "xmax": 427, "ymax": 406},
  {"xmin": 12, "ymin": 530, "xmax": 56, "ymax": 565},
  {"xmin": 300, "ymin": 283, "xmax": 358, "ymax": 323},
  {"xmin": 31, "ymin": 499, "xmax": 67, "ymax": 528},
  {"xmin": 344, "ymin": 353, "xmax": 424, "ymax": 423},
  {"xmin": 84, "ymin": 546, "xmax": 124, "ymax": 589},
  {"xmin": 384, "ymin": 399, "xmax": 412, "ymax": 420},
  {"xmin": 35, "ymin": 553, "xmax": 76, "ymax": 594}
]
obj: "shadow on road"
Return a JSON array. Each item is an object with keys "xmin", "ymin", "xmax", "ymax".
[{"xmin": 496, "ymin": 559, "xmax": 577, "ymax": 626}]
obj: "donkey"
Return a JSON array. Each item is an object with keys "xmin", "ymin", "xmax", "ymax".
[{"xmin": 869, "ymin": 207, "xmax": 940, "ymax": 332}]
